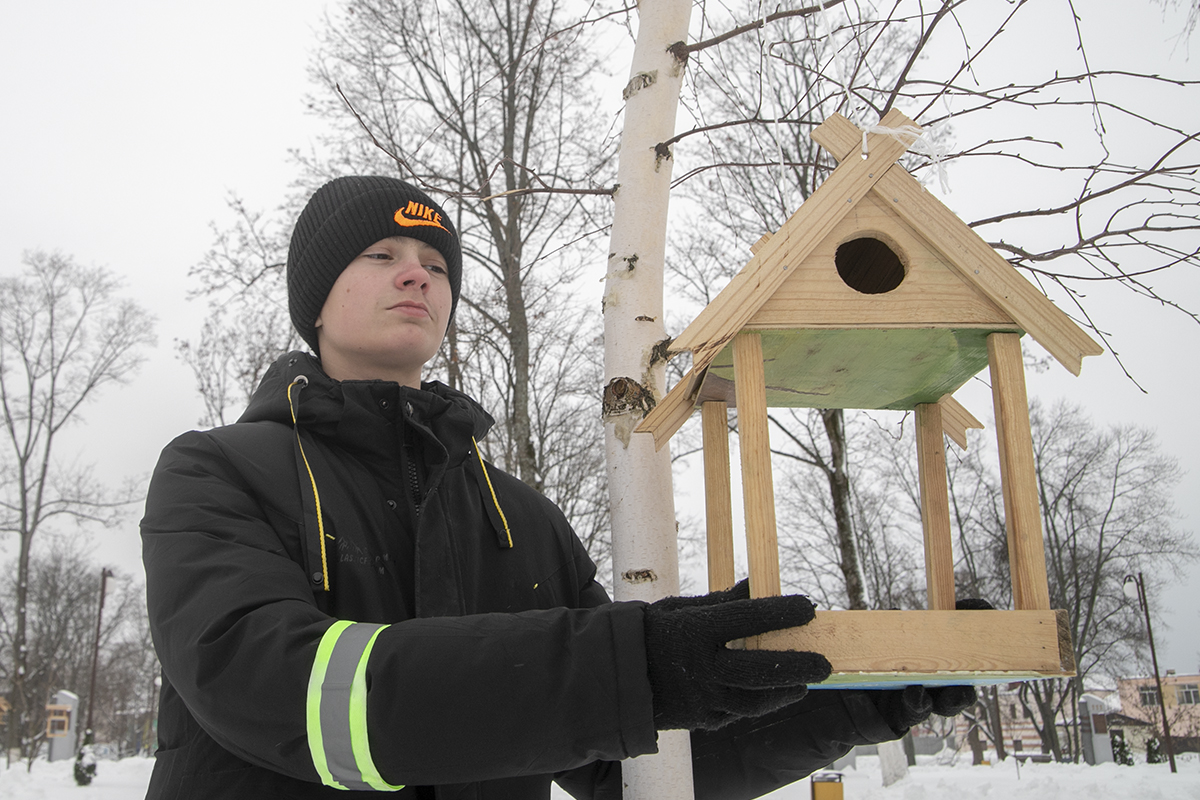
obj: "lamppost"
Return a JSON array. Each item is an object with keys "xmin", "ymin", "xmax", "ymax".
[
  {"xmin": 84, "ymin": 567, "xmax": 115, "ymax": 742},
  {"xmin": 1123, "ymin": 572, "xmax": 1177, "ymax": 773}
]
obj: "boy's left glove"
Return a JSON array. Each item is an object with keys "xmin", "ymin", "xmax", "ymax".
[{"xmin": 643, "ymin": 580, "xmax": 832, "ymax": 731}]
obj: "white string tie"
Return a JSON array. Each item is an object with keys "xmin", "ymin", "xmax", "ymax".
[{"xmin": 859, "ymin": 122, "xmax": 952, "ymax": 194}]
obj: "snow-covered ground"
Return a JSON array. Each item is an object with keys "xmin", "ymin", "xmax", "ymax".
[
  {"xmin": 0, "ymin": 756, "xmax": 154, "ymax": 799},
  {"xmin": 767, "ymin": 754, "xmax": 1200, "ymax": 799},
  {"xmin": 2, "ymin": 752, "xmax": 1197, "ymax": 799}
]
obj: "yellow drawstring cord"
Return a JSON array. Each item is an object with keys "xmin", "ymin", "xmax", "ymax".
[
  {"xmin": 472, "ymin": 437, "xmax": 513, "ymax": 549},
  {"xmin": 289, "ymin": 376, "xmax": 330, "ymax": 591}
]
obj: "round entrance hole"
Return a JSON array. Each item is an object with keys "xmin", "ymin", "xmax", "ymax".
[{"xmin": 835, "ymin": 236, "xmax": 905, "ymax": 294}]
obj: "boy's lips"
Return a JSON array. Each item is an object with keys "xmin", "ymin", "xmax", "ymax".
[{"xmin": 388, "ymin": 300, "xmax": 429, "ymax": 316}]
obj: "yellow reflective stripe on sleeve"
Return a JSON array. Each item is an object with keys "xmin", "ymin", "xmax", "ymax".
[{"xmin": 306, "ymin": 621, "xmax": 404, "ymax": 791}]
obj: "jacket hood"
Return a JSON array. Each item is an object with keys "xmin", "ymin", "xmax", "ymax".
[{"xmin": 238, "ymin": 351, "xmax": 495, "ymax": 463}]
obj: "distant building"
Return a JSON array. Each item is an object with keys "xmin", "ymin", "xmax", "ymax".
[
  {"xmin": 920, "ymin": 683, "xmax": 1069, "ymax": 758},
  {"xmin": 976, "ymin": 684, "xmax": 1054, "ymax": 754},
  {"xmin": 1113, "ymin": 671, "xmax": 1200, "ymax": 754},
  {"xmin": 919, "ymin": 673, "xmax": 1199, "ymax": 761},
  {"xmin": 939, "ymin": 683, "xmax": 1117, "ymax": 759}
]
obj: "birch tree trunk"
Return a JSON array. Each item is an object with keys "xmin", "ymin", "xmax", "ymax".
[{"xmin": 602, "ymin": 1, "xmax": 693, "ymax": 797}]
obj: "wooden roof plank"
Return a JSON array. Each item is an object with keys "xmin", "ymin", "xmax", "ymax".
[
  {"xmin": 938, "ymin": 393, "xmax": 984, "ymax": 450},
  {"xmin": 635, "ymin": 365, "xmax": 703, "ymax": 450},
  {"xmin": 812, "ymin": 114, "xmax": 1103, "ymax": 375}
]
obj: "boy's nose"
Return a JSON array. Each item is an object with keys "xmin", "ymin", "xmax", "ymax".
[{"xmin": 395, "ymin": 260, "xmax": 428, "ymax": 289}]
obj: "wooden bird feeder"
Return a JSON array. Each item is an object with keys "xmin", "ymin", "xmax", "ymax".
[{"xmin": 637, "ymin": 110, "xmax": 1101, "ymax": 687}]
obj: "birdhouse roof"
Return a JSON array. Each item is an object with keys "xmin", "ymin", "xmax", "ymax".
[{"xmin": 637, "ymin": 110, "xmax": 1102, "ymax": 449}]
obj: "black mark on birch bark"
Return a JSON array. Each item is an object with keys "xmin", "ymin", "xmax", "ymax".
[
  {"xmin": 667, "ymin": 41, "xmax": 689, "ymax": 68},
  {"xmin": 654, "ymin": 142, "xmax": 672, "ymax": 169},
  {"xmin": 603, "ymin": 377, "xmax": 656, "ymax": 416},
  {"xmin": 603, "ymin": 377, "xmax": 657, "ymax": 447},
  {"xmin": 623, "ymin": 71, "xmax": 656, "ymax": 100},
  {"xmin": 650, "ymin": 337, "xmax": 673, "ymax": 366}
]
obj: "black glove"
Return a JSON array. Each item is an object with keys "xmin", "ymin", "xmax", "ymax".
[
  {"xmin": 870, "ymin": 598, "xmax": 994, "ymax": 734},
  {"xmin": 643, "ymin": 579, "xmax": 832, "ymax": 731}
]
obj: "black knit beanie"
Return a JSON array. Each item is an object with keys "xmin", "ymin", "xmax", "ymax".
[{"xmin": 286, "ymin": 176, "xmax": 462, "ymax": 353}]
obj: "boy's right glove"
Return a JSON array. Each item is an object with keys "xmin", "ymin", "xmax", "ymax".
[
  {"xmin": 643, "ymin": 579, "xmax": 832, "ymax": 731},
  {"xmin": 870, "ymin": 598, "xmax": 995, "ymax": 734}
]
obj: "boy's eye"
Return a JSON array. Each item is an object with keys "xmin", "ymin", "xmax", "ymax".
[{"xmin": 426, "ymin": 264, "xmax": 447, "ymax": 274}]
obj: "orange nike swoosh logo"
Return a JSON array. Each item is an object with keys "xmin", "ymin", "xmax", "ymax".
[{"xmin": 394, "ymin": 209, "xmax": 449, "ymax": 232}]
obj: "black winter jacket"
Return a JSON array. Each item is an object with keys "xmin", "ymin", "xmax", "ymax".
[{"xmin": 142, "ymin": 351, "xmax": 897, "ymax": 800}]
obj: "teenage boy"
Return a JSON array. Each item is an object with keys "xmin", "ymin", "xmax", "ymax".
[{"xmin": 142, "ymin": 176, "xmax": 967, "ymax": 799}]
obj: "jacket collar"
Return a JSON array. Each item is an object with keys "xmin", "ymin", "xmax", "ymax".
[{"xmin": 238, "ymin": 351, "xmax": 495, "ymax": 467}]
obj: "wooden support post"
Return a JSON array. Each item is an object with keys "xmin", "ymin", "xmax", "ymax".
[
  {"xmin": 701, "ymin": 401, "xmax": 736, "ymax": 592},
  {"xmin": 915, "ymin": 403, "xmax": 956, "ymax": 610},
  {"xmin": 732, "ymin": 333, "xmax": 782, "ymax": 598},
  {"xmin": 987, "ymin": 333, "xmax": 1052, "ymax": 611}
]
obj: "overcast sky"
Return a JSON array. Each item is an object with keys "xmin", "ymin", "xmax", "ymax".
[
  {"xmin": 1, "ymin": 1, "xmax": 1197, "ymax": 674},
  {"xmin": 1, "ymin": 1, "xmax": 330, "ymax": 569}
]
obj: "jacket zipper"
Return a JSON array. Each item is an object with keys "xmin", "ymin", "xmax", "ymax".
[
  {"xmin": 404, "ymin": 401, "xmax": 423, "ymax": 517},
  {"xmin": 407, "ymin": 454, "xmax": 422, "ymax": 517}
]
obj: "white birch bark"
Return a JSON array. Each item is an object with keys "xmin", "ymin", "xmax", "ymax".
[{"xmin": 602, "ymin": 1, "xmax": 694, "ymax": 797}]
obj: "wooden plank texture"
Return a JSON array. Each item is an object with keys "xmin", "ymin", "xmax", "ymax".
[
  {"xmin": 748, "ymin": 192, "xmax": 1016, "ymax": 329},
  {"xmin": 938, "ymin": 393, "xmax": 984, "ymax": 450},
  {"xmin": 635, "ymin": 365, "xmax": 701, "ymax": 450},
  {"xmin": 701, "ymin": 401, "xmax": 737, "ymax": 592},
  {"xmin": 749, "ymin": 609, "xmax": 1075, "ymax": 680},
  {"xmin": 916, "ymin": 403, "xmax": 956, "ymax": 610},
  {"xmin": 732, "ymin": 333, "xmax": 782, "ymax": 598},
  {"xmin": 988, "ymin": 332, "xmax": 1052, "ymax": 611},
  {"xmin": 811, "ymin": 113, "xmax": 1103, "ymax": 375}
]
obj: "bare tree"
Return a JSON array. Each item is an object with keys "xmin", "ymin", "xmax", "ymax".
[
  {"xmin": 175, "ymin": 197, "xmax": 299, "ymax": 428},
  {"xmin": 872, "ymin": 399, "xmax": 1195, "ymax": 759},
  {"xmin": 183, "ymin": 0, "xmax": 620, "ymax": 569},
  {"xmin": 0, "ymin": 538, "xmax": 106, "ymax": 765},
  {"xmin": 1022, "ymin": 400, "xmax": 1195, "ymax": 760},
  {"xmin": 307, "ymin": 0, "xmax": 615, "ymax": 485},
  {"xmin": 0, "ymin": 537, "xmax": 156, "ymax": 763},
  {"xmin": 0, "ymin": 250, "xmax": 155, "ymax": 761},
  {"xmin": 769, "ymin": 410, "xmax": 876, "ymax": 609},
  {"xmin": 670, "ymin": 0, "xmax": 1198, "ymax": 362},
  {"xmin": 652, "ymin": 0, "xmax": 1197, "ymax": 620},
  {"xmin": 90, "ymin": 590, "xmax": 159, "ymax": 757}
]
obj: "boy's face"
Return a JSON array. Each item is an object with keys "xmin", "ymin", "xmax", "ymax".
[{"xmin": 314, "ymin": 236, "xmax": 452, "ymax": 387}]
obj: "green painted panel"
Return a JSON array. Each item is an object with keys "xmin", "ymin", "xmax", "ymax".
[
  {"xmin": 707, "ymin": 328, "xmax": 1007, "ymax": 410},
  {"xmin": 805, "ymin": 670, "xmax": 1062, "ymax": 689}
]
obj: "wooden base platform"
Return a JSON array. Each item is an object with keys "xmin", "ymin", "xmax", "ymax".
[{"xmin": 744, "ymin": 609, "xmax": 1075, "ymax": 689}]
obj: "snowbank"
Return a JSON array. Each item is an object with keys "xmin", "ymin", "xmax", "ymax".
[
  {"xmin": 769, "ymin": 754, "xmax": 1200, "ymax": 800},
  {"xmin": 2, "ymin": 751, "xmax": 1196, "ymax": 799},
  {"xmin": 0, "ymin": 756, "xmax": 155, "ymax": 799}
]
